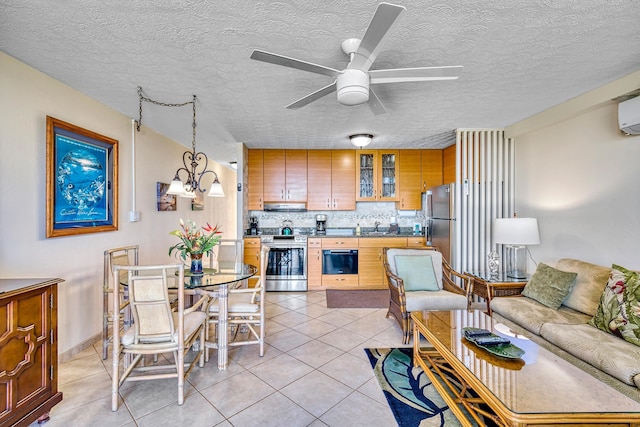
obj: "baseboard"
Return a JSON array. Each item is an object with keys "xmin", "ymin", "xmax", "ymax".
[{"xmin": 59, "ymin": 333, "xmax": 101, "ymax": 363}]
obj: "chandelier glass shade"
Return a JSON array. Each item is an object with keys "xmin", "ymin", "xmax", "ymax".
[{"xmin": 136, "ymin": 87, "xmax": 224, "ymax": 198}]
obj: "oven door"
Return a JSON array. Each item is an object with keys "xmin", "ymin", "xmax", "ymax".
[{"xmin": 263, "ymin": 243, "xmax": 307, "ymax": 291}]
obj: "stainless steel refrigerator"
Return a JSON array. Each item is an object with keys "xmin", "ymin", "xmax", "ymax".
[{"xmin": 426, "ymin": 183, "xmax": 455, "ymax": 264}]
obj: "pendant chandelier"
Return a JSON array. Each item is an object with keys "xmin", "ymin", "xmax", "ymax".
[{"xmin": 136, "ymin": 87, "xmax": 224, "ymax": 198}]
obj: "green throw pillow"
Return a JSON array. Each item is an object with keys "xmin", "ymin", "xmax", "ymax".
[
  {"xmin": 522, "ymin": 263, "xmax": 578, "ymax": 309},
  {"xmin": 394, "ymin": 255, "xmax": 439, "ymax": 292},
  {"xmin": 589, "ymin": 264, "xmax": 640, "ymax": 347}
]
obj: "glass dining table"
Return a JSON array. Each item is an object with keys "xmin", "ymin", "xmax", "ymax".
[
  {"xmin": 179, "ymin": 261, "xmax": 258, "ymax": 370},
  {"xmin": 120, "ymin": 261, "xmax": 258, "ymax": 371}
]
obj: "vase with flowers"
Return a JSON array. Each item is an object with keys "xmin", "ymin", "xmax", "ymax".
[{"xmin": 169, "ymin": 219, "xmax": 222, "ymax": 275}]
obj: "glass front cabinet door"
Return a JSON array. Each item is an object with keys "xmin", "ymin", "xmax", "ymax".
[{"xmin": 356, "ymin": 150, "xmax": 398, "ymax": 201}]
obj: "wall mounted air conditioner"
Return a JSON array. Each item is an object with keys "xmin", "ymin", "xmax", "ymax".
[{"xmin": 618, "ymin": 96, "xmax": 640, "ymax": 135}]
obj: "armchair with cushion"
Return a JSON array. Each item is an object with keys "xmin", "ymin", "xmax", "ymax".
[{"xmin": 383, "ymin": 247, "xmax": 471, "ymax": 344}]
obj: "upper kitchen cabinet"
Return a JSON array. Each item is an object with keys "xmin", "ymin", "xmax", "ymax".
[
  {"xmin": 396, "ymin": 149, "xmax": 422, "ymax": 210},
  {"xmin": 421, "ymin": 149, "xmax": 443, "ymax": 192},
  {"xmin": 247, "ymin": 149, "xmax": 264, "ymax": 210},
  {"xmin": 263, "ymin": 149, "xmax": 307, "ymax": 203},
  {"xmin": 308, "ymin": 150, "xmax": 356, "ymax": 210},
  {"xmin": 442, "ymin": 145, "xmax": 456, "ymax": 185},
  {"xmin": 356, "ymin": 150, "xmax": 399, "ymax": 201}
]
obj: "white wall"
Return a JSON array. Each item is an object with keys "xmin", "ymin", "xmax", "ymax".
[
  {"xmin": 0, "ymin": 52, "xmax": 237, "ymax": 357},
  {"xmin": 512, "ymin": 92, "xmax": 640, "ymax": 269}
]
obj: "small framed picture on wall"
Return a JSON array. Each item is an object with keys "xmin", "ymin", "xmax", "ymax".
[{"xmin": 157, "ymin": 182, "xmax": 176, "ymax": 211}]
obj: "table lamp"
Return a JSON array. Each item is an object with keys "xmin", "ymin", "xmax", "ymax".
[{"xmin": 493, "ymin": 217, "xmax": 540, "ymax": 279}]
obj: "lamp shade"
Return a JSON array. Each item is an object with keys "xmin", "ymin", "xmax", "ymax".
[
  {"xmin": 166, "ymin": 179, "xmax": 186, "ymax": 196},
  {"xmin": 208, "ymin": 181, "xmax": 225, "ymax": 197},
  {"xmin": 493, "ymin": 218, "xmax": 540, "ymax": 245},
  {"xmin": 349, "ymin": 134, "xmax": 373, "ymax": 147}
]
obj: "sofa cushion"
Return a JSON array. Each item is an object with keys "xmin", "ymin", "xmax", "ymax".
[
  {"xmin": 589, "ymin": 264, "xmax": 640, "ymax": 347},
  {"xmin": 522, "ymin": 263, "xmax": 577, "ymax": 309},
  {"xmin": 394, "ymin": 255, "xmax": 439, "ymax": 291},
  {"xmin": 405, "ymin": 290, "xmax": 468, "ymax": 312},
  {"xmin": 540, "ymin": 322, "xmax": 640, "ymax": 388},
  {"xmin": 490, "ymin": 296, "xmax": 591, "ymax": 335},
  {"xmin": 556, "ymin": 258, "xmax": 610, "ymax": 316}
]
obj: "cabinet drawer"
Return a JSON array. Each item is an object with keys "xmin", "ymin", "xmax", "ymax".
[
  {"xmin": 357, "ymin": 237, "xmax": 406, "ymax": 248},
  {"xmin": 244, "ymin": 237, "xmax": 261, "ymax": 246},
  {"xmin": 322, "ymin": 238, "xmax": 358, "ymax": 248},
  {"xmin": 321, "ymin": 274, "xmax": 359, "ymax": 288},
  {"xmin": 407, "ymin": 237, "xmax": 426, "ymax": 247},
  {"xmin": 308, "ymin": 238, "xmax": 322, "ymax": 248}
]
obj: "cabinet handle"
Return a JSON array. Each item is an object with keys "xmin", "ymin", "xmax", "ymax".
[
  {"xmin": 287, "ymin": 189, "xmax": 290, "ymax": 199},
  {"xmin": 327, "ymin": 199, "xmax": 331, "ymax": 208}
]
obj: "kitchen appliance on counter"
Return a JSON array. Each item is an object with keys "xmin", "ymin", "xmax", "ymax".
[
  {"xmin": 249, "ymin": 216, "xmax": 259, "ymax": 235},
  {"xmin": 260, "ymin": 235, "xmax": 307, "ymax": 291},
  {"xmin": 315, "ymin": 214, "xmax": 327, "ymax": 235},
  {"xmin": 281, "ymin": 219, "xmax": 293, "ymax": 236},
  {"xmin": 426, "ymin": 183, "xmax": 456, "ymax": 264}
]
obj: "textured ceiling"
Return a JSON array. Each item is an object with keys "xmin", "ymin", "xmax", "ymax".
[{"xmin": 2, "ymin": 1, "xmax": 640, "ymax": 164}]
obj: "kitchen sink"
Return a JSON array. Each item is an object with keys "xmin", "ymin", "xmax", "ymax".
[{"xmin": 364, "ymin": 231, "xmax": 391, "ymax": 236}]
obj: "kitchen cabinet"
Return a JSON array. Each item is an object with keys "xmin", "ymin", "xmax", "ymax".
[
  {"xmin": 358, "ymin": 237, "xmax": 407, "ymax": 289},
  {"xmin": 407, "ymin": 236, "xmax": 427, "ymax": 247},
  {"xmin": 307, "ymin": 150, "xmax": 356, "ymax": 211},
  {"xmin": 247, "ymin": 149, "xmax": 264, "ymax": 210},
  {"xmin": 307, "ymin": 238, "xmax": 322, "ymax": 289},
  {"xmin": 321, "ymin": 274, "xmax": 359, "ymax": 289},
  {"xmin": 243, "ymin": 237, "xmax": 261, "ymax": 287},
  {"xmin": 421, "ymin": 149, "xmax": 443, "ymax": 192},
  {"xmin": 263, "ymin": 149, "xmax": 307, "ymax": 203},
  {"xmin": 356, "ymin": 150, "xmax": 399, "ymax": 201},
  {"xmin": 396, "ymin": 149, "xmax": 422, "ymax": 210},
  {"xmin": 0, "ymin": 278, "xmax": 64, "ymax": 426},
  {"xmin": 443, "ymin": 145, "xmax": 456, "ymax": 185}
]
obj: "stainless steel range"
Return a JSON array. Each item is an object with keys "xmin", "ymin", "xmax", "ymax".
[{"xmin": 260, "ymin": 235, "xmax": 307, "ymax": 291}]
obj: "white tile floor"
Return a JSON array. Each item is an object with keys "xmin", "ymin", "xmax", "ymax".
[{"xmin": 36, "ymin": 291, "xmax": 410, "ymax": 426}]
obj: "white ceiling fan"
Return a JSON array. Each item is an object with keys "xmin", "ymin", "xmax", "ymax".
[{"xmin": 250, "ymin": 2, "xmax": 463, "ymax": 115}]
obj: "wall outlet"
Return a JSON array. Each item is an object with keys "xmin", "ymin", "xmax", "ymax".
[{"xmin": 129, "ymin": 211, "xmax": 141, "ymax": 222}]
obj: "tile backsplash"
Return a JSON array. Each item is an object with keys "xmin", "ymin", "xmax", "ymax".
[{"xmin": 248, "ymin": 202, "xmax": 425, "ymax": 231}]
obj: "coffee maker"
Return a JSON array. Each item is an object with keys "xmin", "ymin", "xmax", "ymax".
[
  {"xmin": 249, "ymin": 216, "xmax": 259, "ymax": 235},
  {"xmin": 315, "ymin": 214, "xmax": 327, "ymax": 235}
]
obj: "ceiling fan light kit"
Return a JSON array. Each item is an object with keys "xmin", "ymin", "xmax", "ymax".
[{"xmin": 250, "ymin": 2, "xmax": 462, "ymax": 115}]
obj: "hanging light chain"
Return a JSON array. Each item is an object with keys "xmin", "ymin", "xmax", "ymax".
[{"xmin": 136, "ymin": 86, "xmax": 194, "ymax": 132}]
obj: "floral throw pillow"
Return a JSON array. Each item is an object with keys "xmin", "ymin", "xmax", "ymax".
[{"xmin": 588, "ymin": 264, "xmax": 640, "ymax": 346}]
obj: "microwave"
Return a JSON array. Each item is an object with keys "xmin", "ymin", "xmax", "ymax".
[{"xmin": 322, "ymin": 249, "xmax": 358, "ymax": 275}]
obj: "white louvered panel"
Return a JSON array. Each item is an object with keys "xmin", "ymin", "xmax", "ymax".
[{"xmin": 454, "ymin": 129, "xmax": 515, "ymax": 281}]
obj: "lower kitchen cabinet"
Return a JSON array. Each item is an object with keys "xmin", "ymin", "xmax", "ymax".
[
  {"xmin": 307, "ymin": 238, "xmax": 323, "ymax": 290},
  {"xmin": 321, "ymin": 274, "xmax": 359, "ymax": 288},
  {"xmin": 243, "ymin": 237, "xmax": 261, "ymax": 287},
  {"xmin": 358, "ymin": 237, "xmax": 408, "ymax": 289}
]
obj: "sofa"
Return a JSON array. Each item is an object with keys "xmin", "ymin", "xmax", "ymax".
[{"xmin": 489, "ymin": 258, "xmax": 640, "ymax": 402}]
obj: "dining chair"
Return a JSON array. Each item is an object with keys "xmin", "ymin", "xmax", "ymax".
[
  {"xmin": 210, "ymin": 239, "xmax": 243, "ymax": 265},
  {"xmin": 103, "ymin": 245, "xmax": 139, "ymax": 360},
  {"xmin": 383, "ymin": 246, "xmax": 471, "ymax": 344},
  {"xmin": 110, "ymin": 263, "xmax": 207, "ymax": 411},
  {"xmin": 205, "ymin": 246, "xmax": 269, "ymax": 362}
]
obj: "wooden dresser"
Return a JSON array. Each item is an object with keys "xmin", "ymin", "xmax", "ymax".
[{"xmin": 0, "ymin": 278, "xmax": 64, "ymax": 426}]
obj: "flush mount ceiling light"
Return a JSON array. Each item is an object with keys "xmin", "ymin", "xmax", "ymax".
[
  {"xmin": 349, "ymin": 134, "xmax": 373, "ymax": 148},
  {"xmin": 136, "ymin": 87, "xmax": 224, "ymax": 198}
]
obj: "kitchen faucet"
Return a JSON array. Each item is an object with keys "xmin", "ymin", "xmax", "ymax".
[{"xmin": 374, "ymin": 221, "xmax": 381, "ymax": 232}]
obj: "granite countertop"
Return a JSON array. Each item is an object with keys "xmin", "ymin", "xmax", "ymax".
[{"xmin": 247, "ymin": 227, "xmax": 425, "ymax": 238}]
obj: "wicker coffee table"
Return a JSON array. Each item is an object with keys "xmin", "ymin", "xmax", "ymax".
[{"xmin": 412, "ymin": 310, "xmax": 640, "ymax": 426}]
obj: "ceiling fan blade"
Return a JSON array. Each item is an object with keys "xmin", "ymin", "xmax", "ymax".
[
  {"xmin": 369, "ymin": 66, "xmax": 463, "ymax": 84},
  {"xmin": 286, "ymin": 82, "xmax": 337, "ymax": 110},
  {"xmin": 368, "ymin": 88, "xmax": 387, "ymax": 116},
  {"xmin": 348, "ymin": 3, "xmax": 406, "ymax": 72},
  {"xmin": 250, "ymin": 50, "xmax": 340, "ymax": 78}
]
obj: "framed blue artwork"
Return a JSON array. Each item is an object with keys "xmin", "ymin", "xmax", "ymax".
[{"xmin": 46, "ymin": 116, "xmax": 118, "ymax": 237}]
